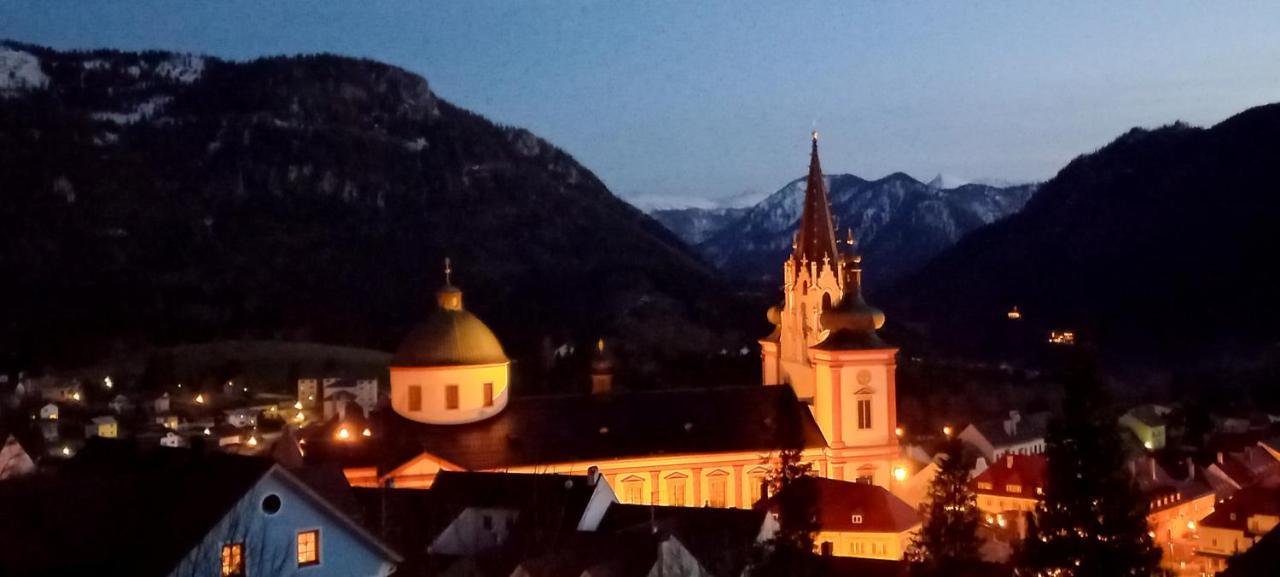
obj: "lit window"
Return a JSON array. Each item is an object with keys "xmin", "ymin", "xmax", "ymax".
[
  {"xmin": 408, "ymin": 385, "xmax": 422, "ymax": 411},
  {"xmin": 976, "ymin": 481, "xmax": 993, "ymax": 491},
  {"xmin": 221, "ymin": 543, "xmax": 245, "ymax": 577},
  {"xmin": 851, "ymin": 514, "xmax": 863, "ymax": 524},
  {"xmin": 668, "ymin": 477, "xmax": 687, "ymax": 506},
  {"xmin": 1006, "ymin": 484, "xmax": 1022, "ymax": 494},
  {"xmin": 483, "ymin": 382, "xmax": 494, "ymax": 407},
  {"xmin": 708, "ymin": 475, "xmax": 728, "ymax": 508},
  {"xmin": 297, "ymin": 530, "xmax": 319, "ymax": 567},
  {"xmin": 622, "ymin": 476, "xmax": 645, "ymax": 504},
  {"xmin": 445, "ymin": 385, "xmax": 459, "ymax": 410},
  {"xmin": 857, "ymin": 398, "xmax": 872, "ymax": 430}
]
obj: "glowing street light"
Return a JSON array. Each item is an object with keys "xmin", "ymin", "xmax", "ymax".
[
  {"xmin": 294, "ymin": 400, "xmax": 304, "ymax": 410},
  {"xmin": 336, "ymin": 426, "xmax": 351, "ymax": 441},
  {"xmin": 943, "ymin": 425, "xmax": 954, "ymax": 437},
  {"xmin": 71, "ymin": 392, "xmax": 81, "ymax": 402},
  {"xmin": 895, "ymin": 426, "xmax": 904, "ymax": 438},
  {"xmin": 61, "ymin": 446, "xmax": 72, "ymax": 456},
  {"xmin": 103, "ymin": 376, "xmax": 113, "ymax": 389},
  {"xmin": 893, "ymin": 466, "xmax": 908, "ymax": 482},
  {"xmin": 247, "ymin": 436, "xmax": 259, "ymax": 447},
  {"xmin": 362, "ymin": 428, "xmax": 372, "ymax": 438},
  {"xmin": 195, "ymin": 393, "xmax": 205, "ymax": 404}
]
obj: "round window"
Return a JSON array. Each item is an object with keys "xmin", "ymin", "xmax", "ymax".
[{"xmin": 261, "ymin": 494, "xmax": 282, "ymax": 515}]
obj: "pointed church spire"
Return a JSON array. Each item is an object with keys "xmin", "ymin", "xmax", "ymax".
[{"xmin": 794, "ymin": 131, "xmax": 840, "ymax": 268}]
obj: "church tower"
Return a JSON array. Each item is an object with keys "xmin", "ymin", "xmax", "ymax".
[{"xmin": 760, "ymin": 134, "xmax": 900, "ymax": 487}]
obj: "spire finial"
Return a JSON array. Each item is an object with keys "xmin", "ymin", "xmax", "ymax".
[{"xmin": 444, "ymin": 257, "xmax": 453, "ymax": 286}]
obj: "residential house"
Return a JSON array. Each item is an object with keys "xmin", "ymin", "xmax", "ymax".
[
  {"xmin": 0, "ymin": 439, "xmax": 401, "ymax": 576},
  {"xmin": 761, "ymin": 477, "xmax": 921, "ymax": 560},
  {"xmin": 109, "ymin": 394, "xmax": 135, "ymax": 415},
  {"xmin": 85, "ymin": 415, "xmax": 118, "ymax": 439},
  {"xmin": 38, "ymin": 403, "xmax": 59, "ymax": 421},
  {"xmin": 958, "ymin": 411, "xmax": 1049, "ymax": 464},
  {"xmin": 972, "ymin": 454, "xmax": 1046, "ymax": 536},
  {"xmin": 1196, "ymin": 486, "xmax": 1280, "ymax": 574},
  {"xmin": 1120, "ymin": 405, "xmax": 1171, "ymax": 450},
  {"xmin": 38, "ymin": 380, "xmax": 81, "ymax": 403}
]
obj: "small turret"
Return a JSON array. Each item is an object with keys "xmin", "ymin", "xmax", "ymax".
[{"xmin": 816, "ymin": 231, "xmax": 886, "ymax": 350}]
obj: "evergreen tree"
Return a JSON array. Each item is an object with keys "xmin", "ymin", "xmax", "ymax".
[
  {"xmin": 1018, "ymin": 352, "xmax": 1161, "ymax": 576},
  {"xmin": 908, "ymin": 437, "xmax": 981, "ymax": 574},
  {"xmin": 750, "ymin": 395, "xmax": 820, "ymax": 577}
]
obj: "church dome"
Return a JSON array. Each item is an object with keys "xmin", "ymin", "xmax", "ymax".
[{"xmin": 393, "ymin": 284, "xmax": 509, "ymax": 367}]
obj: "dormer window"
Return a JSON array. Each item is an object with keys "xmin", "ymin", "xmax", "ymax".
[
  {"xmin": 851, "ymin": 514, "xmax": 863, "ymax": 524},
  {"xmin": 1006, "ymin": 484, "xmax": 1022, "ymax": 494}
]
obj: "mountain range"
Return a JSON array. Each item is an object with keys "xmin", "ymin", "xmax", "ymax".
[
  {"xmin": 654, "ymin": 174, "xmax": 1037, "ymax": 290},
  {"xmin": 887, "ymin": 104, "xmax": 1280, "ymax": 362},
  {"xmin": 0, "ymin": 41, "xmax": 758, "ymax": 383}
]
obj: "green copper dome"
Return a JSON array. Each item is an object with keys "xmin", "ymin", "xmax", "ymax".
[{"xmin": 393, "ymin": 284, "xmax": 509, "ymax": 367}]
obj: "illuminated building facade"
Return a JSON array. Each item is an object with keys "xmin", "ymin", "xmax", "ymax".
[{"xmin": 350, "ymin": 136, "xmax": 909, "ymax": 528}]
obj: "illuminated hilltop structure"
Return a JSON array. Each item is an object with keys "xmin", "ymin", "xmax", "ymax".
[{"xmin": 338, "ymin": 134, "xmax": 905, "ymax": 520}]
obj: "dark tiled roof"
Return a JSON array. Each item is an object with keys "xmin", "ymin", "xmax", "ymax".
[
  {"xmin": 313, "ymin": 386, "xmax": 827, "ymax": 473},
  {"xmin": 0, "ymin": 439, "xmax": 273, "ymax": 577},
  {"xmin": 515, "ymin": 531, "xmax": 661, "ymax": 577},
  {"xmin": 763, "ymin": 477, "xmax": 920, "ymax": 533},
  {"xmin": 969, "ymin": 412, "xmax": 1050, "ymax": 448},
  {"xmin": 600, "ymin": 504, "xmax": 765, "ymax": 576},
  {"xmin": 972, "ymin": 454, "xmax": 1046, "ymax": 499}
]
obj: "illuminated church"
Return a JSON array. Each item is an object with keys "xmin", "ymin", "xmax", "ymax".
[{"xmin": 336, "ymin": 134, "xmax": 904, "ymax": 510}]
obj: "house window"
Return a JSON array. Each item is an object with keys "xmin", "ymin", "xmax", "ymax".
[
  {"xmin": 483, "ymin": 382, "xmax": 494, "ymax": 407},
  {"xmin": 1006, "ymin": 484, "xmax": 1022, "ymax": 494},
  {"xmin": 221, "ymin": 543, "xmax": 245, "ymax": 577},
  {"xmin": 857, "ymin": 398, "xmax": 872, "ymax": 429},
  {"xmin": 851, "ymin": 514, "xmax": 863, "ymax": 524},
  {"xmin": 668, "ymin": 476, "xmax": 687, "ymax": 506},
  {"xmin": 852, "ymin": 541, "xmax": 864, "ymax": 555},
  {"xmin": 297, "ymin": 530, "xmax": 319, "ymax": 567},
  {"xmin": 445, "ymin": 385, "xmax": 459, "ymax": 410},
  {"xmin": 976, "ymin": 481, "xmax": 993, "ymax": 491},
  {"xmin": 622, "ymin": 476, "xmax": 645, "ymax": 504},
  {"xmin": 708, "ymin": 475, "xmax": 728, "ymax": 508},
  {"xmin": 408, "ymin": 385, "xmax": 422, "ymax": 411}
]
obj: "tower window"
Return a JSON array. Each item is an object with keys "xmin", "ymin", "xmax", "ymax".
[
  {"xmin": 445, "ymin": 385, "xmax": 459, "ymax": 410},
  {"xmin": 408, "ymin": 385, "xmax": 422, "ymax": 411},
  {"xmin": 483, "ymin": 382, "xmax": 494, "ymax": 407},
  {"xmin": 622, "ymin": 476, "xmax": 645, "ymax": 504},
  {"xmin": 857, "ymin": 398, "xmax": 872, "ymax": 429}
]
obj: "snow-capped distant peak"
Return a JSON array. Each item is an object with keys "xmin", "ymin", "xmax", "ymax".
[
  {"xmin": 0, "ymin": 47, "xmax": 49, "ymax": 95},
  {"xmin": 927, "ymin": 173, "xmax": 971, "ymax": 190}
]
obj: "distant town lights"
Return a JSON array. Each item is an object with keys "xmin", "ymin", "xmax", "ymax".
[
  {"xmin": 103, "ymin": 376, "xmax": 113, "ymax": 389},
  {"xmin": 61, "ymin": 446, "xmax": 71, "ymax": 456},
  {"xmin": 247, "ymin": 436, "xmax": 258, "ymax": 447},
  {"xmin": 71, "ymin": 392, "xmax": 81, "ymax": 401},
  {"xmin": 294, "ymin": 401, "xmax": 304, "ymax": 410}
]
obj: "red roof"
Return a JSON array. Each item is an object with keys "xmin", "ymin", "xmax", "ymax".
[
  {"xmin": 763, "ymin": 477, "xmax": 920, "ymax": 533},
  {"xmin": 971, "ymin": 454, "xmax": 1046, "ymax": 499},
  {"xmin": 1201, "ymin": 486, "xmax": 1280, "ymax": 535}
]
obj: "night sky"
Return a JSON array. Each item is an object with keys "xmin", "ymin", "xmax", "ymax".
[{"xmin": 4, "ymin": 0, "xmax": 1278, "ymax": 207}]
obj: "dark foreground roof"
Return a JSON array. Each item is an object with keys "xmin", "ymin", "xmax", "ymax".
[
  {"xmin": 0, "ymin": 439, "xmax": 274, "ymax": 577},
  {"xmin": 762, "ymin": 477, "xmax": 920, "ymax": 533},
  {"xmin": 601, "ymin": 504, "xmax": 766, "ymax": 577},
  {"xmin": 313, "ymin": 385, "xmax": 827, "ymax": 472}
]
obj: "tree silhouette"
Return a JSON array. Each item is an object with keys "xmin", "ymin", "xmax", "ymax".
[{"xmin": 907, "ymin": 437, "xmax": 981, "ymax": 575}]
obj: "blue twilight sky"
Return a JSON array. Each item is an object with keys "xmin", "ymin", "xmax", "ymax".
[{"xmin": 3, "ymin": 1, "xmax": 1279, "ymax": 207}]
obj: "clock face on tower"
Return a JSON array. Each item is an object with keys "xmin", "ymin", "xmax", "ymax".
[{"xmin": 856, "ymin": 369, "xmax": 872, "ymax": 386}]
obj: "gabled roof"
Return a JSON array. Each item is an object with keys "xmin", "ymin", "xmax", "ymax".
[
  {"xmin": 762, "ymin": 477, "xmax": 920, "ymax": 533},
  {"xmin": 1124, "ymin": 405, "xmax": 1167, "ymax": 428},
  {"xmin": 312, "ymin": 386, "xmax": 827, "ymax": 473},
  {"xmin": 600, "ymin": 504, "xmax": 765, "ymax": 576},
  {"xmin": 0, "ymin": 438, "xmax": 398, "ymax": 577},
  {"xmin": 514, "ymin": 531, "xmax": 664, "ymax": 577},
  {"xmin": 967, "ymin": 412, "xmax": 1049, "ymax": 448},
  {"xmin": 971, "ymin": 454, "xmax": 1046, "ymax": 499},
  {"xmin": 1200, "ymin": 486, "xmax": 1280, "ymax": 535}
]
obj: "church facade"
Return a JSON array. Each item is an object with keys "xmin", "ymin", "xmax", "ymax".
[{"xmin": 342, "ymin": 134, "xmax": 905, "ymax": 509}]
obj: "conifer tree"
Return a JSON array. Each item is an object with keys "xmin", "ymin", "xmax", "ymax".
[
  {"xmin": 750, "ymin": 395, "xmax": 820, "ymax": 577},
  {"xmin": 1017, "ymin": 351, "xmax": 1161, "ymax": 576},
  {"xmin": 908, "ymin": 437, "xmax": 981, "ymax": 574}
]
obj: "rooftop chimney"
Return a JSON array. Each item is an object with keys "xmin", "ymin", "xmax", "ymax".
[
  {"xmin": 1186, "ymin": 457, "xmax": 1196, "ymax": 480},
  {"xmin": 587, "ymin": 465, "xmax": 600, "ymax": 486},
  {"xmin": 1217, "ymin": 451, "xmax": 1225, "ymax": 465}
]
